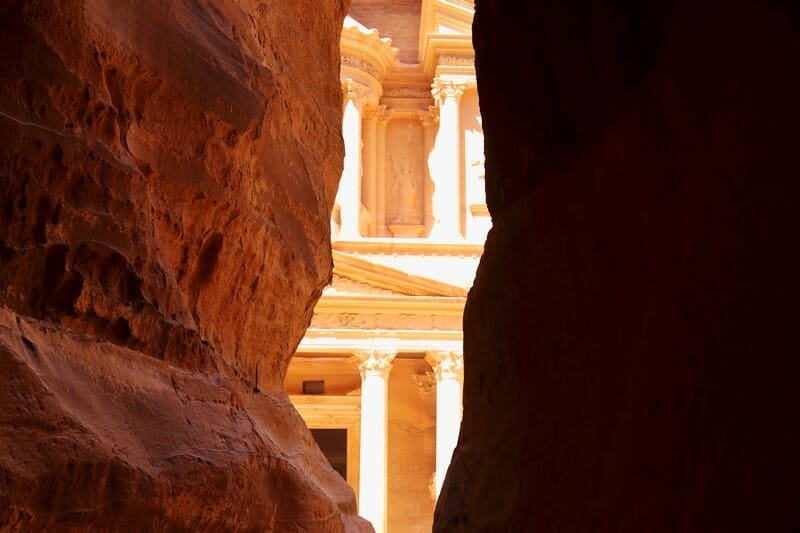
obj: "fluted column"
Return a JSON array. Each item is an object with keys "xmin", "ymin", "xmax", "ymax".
[
  {"xmin": 430, "ymin": 79, "xmax": 465, "ymax": 241},
  {"xmin": 353, "ymin": 348, "xmax": 397, "ymax": 533},
  {"xmin": 375, "ymin": 107, "xmax": 391, "ymax": 237},
  {"xmin": 336, "ymin": 80, "xmax": 368, "ymax": 240},
  {"xmin": 425, "ymin": 350, "xmax": 464, "ymax": 499},
  {"xmin": 419, "ymin": 106, "xmax": 439, "ymax": 234}
]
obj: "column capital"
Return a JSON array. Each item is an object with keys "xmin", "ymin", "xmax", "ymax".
[
  {"xmin": 363, "ymin": 104, "xmax": 390, "ymax": 123},
  {"xmin": 425, "ymin": 350, "xmax": 464, "ymax": 381},
  {"xmin": 353, "ymin": 348, "xmax": 397, "ymax": 379},
  {"xmin": 417, "ymin": 105, "xmax": 439, "ymax": 127},
  {"xmin": 342, "ymin": 78, "xmax": 370, "ymax": 103},
  {"xmin": 376, "ymin": 105, "xmax": 393, "ymax": 125},
  {"xmin": 431, "ymin": 78, "xmax": 466, "ymax": 106}
]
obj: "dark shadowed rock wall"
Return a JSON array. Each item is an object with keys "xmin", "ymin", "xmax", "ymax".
[
  {"xmin": 436, "ymin": 1, "xmax": 800, "ymax": 531},
  {"xmin": 0, "ymin": 0, "xmax": 370, "ymax": 530}
]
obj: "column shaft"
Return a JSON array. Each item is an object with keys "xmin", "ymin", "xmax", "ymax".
[
  {"xmin": 426, "ymin": 350, "xmax": 464, "ymax": 499},
  {"xmin": 354, "ymin": 349, "xmax": 396, "ymax": 533},
  {"xmin": 336, "ymin": 82, "xmax": 365, "ymax": 240},
  {"xmin": 429, "ymin": 80, "xmax": 465, "ymax": 241}
]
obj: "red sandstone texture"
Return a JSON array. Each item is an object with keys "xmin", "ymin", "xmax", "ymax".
[
  {"xmin": 437, "ymin": 0, "xmax": 800, "ymax": 531},
  {"xmin": 0, "ymin": 0, "xmax": 370, "ymax": 530}
]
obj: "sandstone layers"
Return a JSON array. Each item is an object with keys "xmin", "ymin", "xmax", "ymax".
[
  {"xmin": 436, "ymin": 1, "xmax": 800, "ymax": 531},
  {"xmin": 0, "ymin": 0, "xmax": 370, "ymax": 530}
]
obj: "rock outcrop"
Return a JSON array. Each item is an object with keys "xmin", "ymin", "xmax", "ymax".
[
  {"xmin": 436, "ymin": 1, "xmax": 800, "ymax": 531},
  {"xmin": 0, "ymin": 0, "xmax": 370, "ymax": 530}
]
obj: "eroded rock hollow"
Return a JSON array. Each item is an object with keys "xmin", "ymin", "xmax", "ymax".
[
  {"xmin": 0, "ymin": 0, "xmax": 370, "ymax": 530},
  {"xmin": 436, "ymin": 0, "xmax": 800, "ymax": 531}
]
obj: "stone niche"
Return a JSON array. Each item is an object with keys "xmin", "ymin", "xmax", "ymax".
[{"xmin": 385, "ymin": 118, "xmax": 426, "ymax": 236}]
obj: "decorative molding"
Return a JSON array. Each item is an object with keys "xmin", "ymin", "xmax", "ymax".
[
  {"xmin": 297, "ymin": 329, "xmax": 463, "ymax": 355},
  {"xmin": 341, "ymin": 16, "xmax": 398, "ymax": 82},
  {"xmin": 332, "ymin": 239, "xmax": 484, "ymax": 257},
  {"xmin": 439, "ymin": 55, "xmax": 474, "ymax": 66},
  {"xmin": 341, "ymin": 54, "xmax": 381, "ymax": 80},
  {"xmin": 311, "ymin": 310, "xmax": 462, "ymax": 332},
  {"xmin": 425, "ymin": 350, "xmax": 464, "ymax": 381},
  {"xmin": 326, "ymin": 274, "xmax": 398, "ymax": 297},
  {"xmin": 382, "ymin": 87, "xmax": 432, "ymax": 99}
]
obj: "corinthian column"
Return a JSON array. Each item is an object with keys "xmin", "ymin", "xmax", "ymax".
[
  {"xmin": 429, "ymin": 79, "xmax": 465, "ymax": 241},
  {"xmin": 425, "ymin": 350, "xmax": 464, "ymax": 499},
  {"xmin": 353, "ymin": 348, "xmax": 397, "ymax": 533},
  {"xmin": 336, "ymin": 79, "xmax": 368, "ymax": 240}
]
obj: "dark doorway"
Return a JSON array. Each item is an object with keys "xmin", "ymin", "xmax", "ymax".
[{"xmin": 311, "ymin": 428, "xmax": 348, "ymax": 480}]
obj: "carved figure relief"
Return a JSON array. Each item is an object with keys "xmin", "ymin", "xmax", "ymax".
[
  {"xmin": 390, "ymin": 155, "xmax": 421, "ymax": 224},
  {"xmin": 385, "ymin": 120, "xmax": 425, "ymax": 228}
]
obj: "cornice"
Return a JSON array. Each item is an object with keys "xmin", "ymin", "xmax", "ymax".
[
  {"xmin": 341, "ymin": 16, "xmax": 398, "ymax": 83},
  {"xmin": 314, "ymin": 293, "xmax": 465, "ymax": 316},
  {"xmin": 296, "ymin": 329, "xmax": 463, "ymax": 355},
  {"xmin": 419, "ymin": 0, "xmax": 474, "ymax": 58},
  {"xmin": 332, "ymin": 239, "xmax": 484, "ymax": 257}
]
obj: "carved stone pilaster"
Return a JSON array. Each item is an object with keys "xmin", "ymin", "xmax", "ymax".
[{"xmin": 425, "ymin": 350, "xmax": 464, "ymax": 381}]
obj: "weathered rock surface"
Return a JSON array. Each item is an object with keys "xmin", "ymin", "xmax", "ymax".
[
  {"xmin": 437, "ymin": 1, "xmax": 800, "ymax": 531},
  {"xmin": 0, "ymin": 0, "xmax": 369, "ymax": 530}
]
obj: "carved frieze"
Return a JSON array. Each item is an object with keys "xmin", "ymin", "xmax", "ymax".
[
  {"xmin": 439, "ymin": 55, "xmax": 474, "ymax": 66},
  {"xmin": 310, "ymin": 311, "xmax": 460, "ymax": 331},
  {"xmin": 341, "ymin": 54, "xmax": 381, "ymax": 80},
  {"xmin": 383, "ymin": 87, "xmax": 432, "ymax": 99}
]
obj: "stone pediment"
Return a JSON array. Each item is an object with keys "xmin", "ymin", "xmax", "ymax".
[
  {"xmin": 325, "ymin": 274, "xmax": 399, "ymax": 297},
  {"xmin": 331, "ymin": 250, "xmax": 467, "ymax": 297}
]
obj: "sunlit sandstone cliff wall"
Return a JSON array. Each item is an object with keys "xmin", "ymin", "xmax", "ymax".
[
  {"xmin": 437, "ymin": 1, "xmax": 800, "ymax": 531},
  {"xmin": 0, "ymin": 0, "xmax": 370, "ymax": 530}
]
